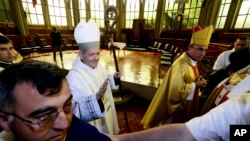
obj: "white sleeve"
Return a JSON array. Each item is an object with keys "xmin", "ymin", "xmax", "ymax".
[
  {"xmin": 186, "ymin": 82, "xmax": 196, "ymax": 100},
  {"xmin": 66, "ymin": 71, "xmax": 104, "ymax": 121},
  {"xmin": 213, "ymin": 53, "xmax": 224, "ymax": 70},
  {"xmin": 75, "ymin": 95, "xmax": 104, "ymax": 121},
  {"xmin": 186, "ymin": 96, "xmax": 247, "ymax": 141}
]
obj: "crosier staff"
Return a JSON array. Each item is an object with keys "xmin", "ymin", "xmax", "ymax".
[{"xmin": 104, "ymin": 6, "xmax": 130, "ymax": 133}]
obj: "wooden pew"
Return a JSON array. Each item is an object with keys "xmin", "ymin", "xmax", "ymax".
[{"xmin": 204, "ymin": 43, "xmax": 231, "ymax": 64}]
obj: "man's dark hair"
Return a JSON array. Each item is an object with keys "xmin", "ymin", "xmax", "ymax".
[
  {"xmin": 0, "ymin": 35, "xmax": 11, "ymax": 44},
  {"xmin": 52, "ymin": 26, "xmax": 57, "ymax": 31},
  {"xmin": 237, "ymin": 36, "xmax": 249, "ymax": 41},
  {"xmin": 229, "ymin": 46, "xmax": 250, "ymax": 72},
  {"xmin": 0, "ymin": 60, "xmax": 67, "ymax": 113}
]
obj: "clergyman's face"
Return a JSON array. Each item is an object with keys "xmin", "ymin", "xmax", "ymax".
[
  {"xmin": 80, "ymin": 47, "xmax": 100, "ymax": 69},
  {"xmin": 188, "ymin": 44, "xmax": 207, "ymax": 61},
  {"xmin": 10, "ymin": 79, "xmax": 72, "ymax": 141},
  {"xmin": 0, "ymin": 42, "xmax": 14, "ymax": 63}
]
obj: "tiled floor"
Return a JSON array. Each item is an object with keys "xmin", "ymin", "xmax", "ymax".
[{"xmin": 26, "ymin": 49, "xmax": 169, "ymax": 133}]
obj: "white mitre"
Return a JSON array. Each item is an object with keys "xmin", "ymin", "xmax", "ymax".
[{"xmin": 74, "ymin": 19, "xmax": 100, "ymax": 50}]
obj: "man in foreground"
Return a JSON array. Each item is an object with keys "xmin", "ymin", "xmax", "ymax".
[
  {"xmin": 110, "ymin": 92, "xmax": 250, "ymax": 141},
  {"xmin": 0, "ymin": 60, "xmax": 111, "ymax": 141}
]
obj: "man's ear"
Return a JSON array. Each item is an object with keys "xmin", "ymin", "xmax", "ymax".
[{"xmin": 0, "ymin": 113, "xmax": 12, "ymax": 132}]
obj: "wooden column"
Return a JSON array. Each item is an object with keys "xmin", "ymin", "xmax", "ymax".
[
  {"xmin": 65, "ymin": 0, "xmax": 73, "ymax": 29},
  {"xmin": 85, "ymin": 0, "xmax": 91, "ymax": 21},
  {"xmin": 199, "ymin": 0, "xmax": 220, "ymax": 27},
  {"xmin": 9, "ymin": 0, "xmax": 28, "ymax": 35},
  {"xmin": 224, "ymin": 0, "xmax": 242, "ymax": 31},
  {"xmin": 154, "ymin": 0, "xmax": 166, "ymax": 37},
  {"xmin": 117, "ymin": 0, "xmax": 126, "ymax": 41},
  {"xmin": 72, "ymin": 0, "xmax": 80, "ymax": 25},
  {"xmin": 41, "ymin": 0, "xmax": 51, "ymax": 28}
]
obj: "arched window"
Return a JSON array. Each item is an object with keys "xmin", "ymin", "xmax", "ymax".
[
  {"xmin": 216, "ymin": 0, "xmax": 231, "ymax": 29},
  {"xmin": 22, "ymin": 0, "xmax": 44, "ymax": 25},
  {"xmin": 126, "ymin": 0, "xmax": 140, "ymax": 28},
  {"xmin": 106, "ymin": 0, "xmax": 116, "ymax": 6},
  {"xmin": 235, "ymin": 0, "xmax": 250, "ymax": 28},
  {"xmin": 90, "ymin": 0, "xmax": 105, "ymax": 27},
  {"xmin": 163, "ymin": 0, "xmax": 178, "ymax": 29},
  {"xmin": 48, "ymin": 0, "xmax": 67, "ymax": 26},
  {"xmin": 144, "ymin": 0, "xmax": 158, "ymax": 29},
  {"xmin": 79, "ymin": 0, "xmax": 87, "ymax": 22},
  {"xmin": 183, "ymin": 0, "xmax": 202, "ymax": 29},
  {"xmin": 79, "ymin": 0, "xmax": 116, "ymax": 27},
  {"xmin": 0, "ymin": 0, "xmax": 13, "ymax": 23}
]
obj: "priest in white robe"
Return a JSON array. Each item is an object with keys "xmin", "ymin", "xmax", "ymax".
[{"xmin": 66, "ymin": 20, "xmax": 119, "ymax": 135}]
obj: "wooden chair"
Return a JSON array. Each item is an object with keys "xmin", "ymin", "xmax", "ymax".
[
  {"xmin": 62, "ymin": 39, "xmax": 72, "ymax": 51},
  {"xmin": 40, "ymin": 39, "xmax": 52, "ymax": 55},
  {"xmin": 18, "ymin": 40, "xmax": 32, "ymax": 58},
  {"xmin": 28, "ymin": 39, "xmax": 41, "ymax": 56},
  {"xmin": 148, "ymin": 41, "xmax": 159, "ymax": 52},
  {"xmin": 72, "ymin": 39, "xmax": 78, "ymax": 50},
  {"xmin": 158, "ymin": 47, "xmax": 183, "ymax": 77}
]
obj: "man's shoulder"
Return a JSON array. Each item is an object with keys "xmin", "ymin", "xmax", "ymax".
[
  {"xmin": 233, "ymin": 93, "xmax": 250, "ymax": 105},
  {"xmin": 0, "ymin": 62, "xmax": 10, "ymax": 69},
  {"xmin": 0, "ymin": 131, "xmax": 14, "ymax": 141},
  {"xmin": 219, "ymin": 49, "xmax": 234, "ymax": 56},
  {"xmin": 66, "ymin": 115, "xmax": 111, "ymax": 141},
  {"xmin": 224, "ymin": 93, "xmax": 250, "ymax": 123},
  {"xmin": 70, "ymin": 115, "xmax": 97, "ymax": 130}
]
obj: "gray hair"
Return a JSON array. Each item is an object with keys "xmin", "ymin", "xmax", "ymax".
[{"xmin": 77, "ymin": 41, "xmax": 100, "ymax": 51}]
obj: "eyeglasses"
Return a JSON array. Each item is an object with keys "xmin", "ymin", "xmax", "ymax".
[{"xmin": 6, "ymin": 100, "xmax": 76, "ymax": 128}]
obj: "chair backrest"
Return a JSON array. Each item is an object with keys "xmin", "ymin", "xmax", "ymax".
[
  {"xmin": 173, "ymin": 47, "xmax": 183, "ymax": 60},
  {"xmin": 29, "ymin": 39, "xmax": 37, "ymax": 47},
  {"xmin": 19, "ymin": 40, "xmax": 27, "ymax": 48},
  {"xmin": 40, "ymin": 39, "xmax": 47, "ymax": 46},
  {"xmin": 166, "ymin": 43, "xmax": 175, "ymax": 52},
  {"xmin": 163, "ymin": 43, "xmax": 169, "ymax": 50},
  {"xmin": 159, "ymin": 42, "xmax": 166, "ymax": 50},
  {"xmin": 153, "ymin": 41, "xmax": 158, "ymax": 47},
  {"xmin": 62, "ymin": 39, "xmax": 68, "ymax": 45},
  {"xmin": 156, "ymin": 42, "xmax": 162, "ymax": 49},
  {"xmin": 170, "ymin": 45, "xmax": 177, "ymax": 53}
]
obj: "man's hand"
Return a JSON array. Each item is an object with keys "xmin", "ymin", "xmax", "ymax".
[
  {"xmin": 96, "ymin": 79, "xmax": 109, "ymax": 100},
  {"xmin": 113, "ymin": 72, "xmax": 121, "ymax": 79},
  {"xmin": 195, "ymin": 76, "xmax": 207, "ymax": 87}
]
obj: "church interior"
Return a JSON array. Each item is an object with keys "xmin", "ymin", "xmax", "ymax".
[{"xmin": 1, "ymin": 0, "xmax": 250, "ymax": 134}]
